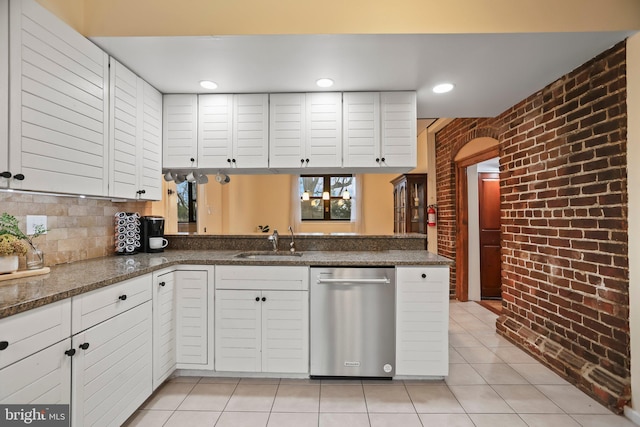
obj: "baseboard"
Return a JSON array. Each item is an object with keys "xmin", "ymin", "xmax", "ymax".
[{"xmin": 624, "ymin": 405, "xmax": 640, "ymax": 425}]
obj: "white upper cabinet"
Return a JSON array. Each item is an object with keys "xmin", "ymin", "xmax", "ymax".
[
  {"xmin": 9, "ymin": 0, "xmax": 109, "ymax": 195},
  {"xmin": 163, "ymin": 94, "xmax": 198, "ymax": 169},
  {"xmin": 198, "ymin": 93, "xmax": 269, "ymax": 170},
  {"xmin": 305, "ymin": 92, "xmax": 343, "ymax": 168},
  {"xmin": 344, "ymin": 91, "xmax": 416, "ymax": 171},
  {"xmin": 380, "ymin": 91, "xmax": 417, "ymax": 169},
  {"xmin": 343, "ymin": 92, "xmax": 381, "ymax": 168},
  {"xmin": 269, "ymin": 93, "xmax": 306, "ymax": 169},
  {"xmin": 269, "ymin": 92, "xmax": 342, "ymax": 170},
  {"xmin": 0, "ymin": 0, "xmax": 8, "ymax": 187},
  {"xmin": 198, "ymin": 94, "xmax": 233, "ymax": 169},
  {"xmin": 109, "ymin": 59, "xmax": 162, "ymax": 200}
]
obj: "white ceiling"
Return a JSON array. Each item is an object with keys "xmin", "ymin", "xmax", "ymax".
[{"xmin": 91, "ymin": 32, "xmax": 633, "ymax": 119}]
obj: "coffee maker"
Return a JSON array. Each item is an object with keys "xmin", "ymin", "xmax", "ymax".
[{"xmin": 140, "ymin": 216, "xmax": 166, "ymax": 253}]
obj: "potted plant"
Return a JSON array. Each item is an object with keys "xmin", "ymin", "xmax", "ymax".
[
  {"xmin": 0, "ymin": 213, "xmax": 47, "ymax": 270},
  {"xmin": 0, "ymin": 234, "xmax": 27, "ymax": 274}
]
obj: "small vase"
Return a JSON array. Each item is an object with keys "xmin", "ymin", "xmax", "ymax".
[
  {"xmin": 0, "ymin": 255, "xmax": 19, "ymax": 274},
  {"xmin": 26, "ymin": 247, "xmax": 44, "ymax": 270}
]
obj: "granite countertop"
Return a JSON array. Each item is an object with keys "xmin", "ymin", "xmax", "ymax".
[{"xmin": 0, "ymin": 249, "xmax": 451, "ymax": 319}]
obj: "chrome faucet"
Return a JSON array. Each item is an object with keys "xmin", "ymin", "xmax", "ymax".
[
  {"xmin": 288, "ymin": 226, "xmax": 296, "ymax": 253},
  {"xmin": 268, "ymin": 229, "xmax": 279, "ymax": 252}
]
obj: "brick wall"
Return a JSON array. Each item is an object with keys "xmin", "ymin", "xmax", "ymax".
[
  {"xmin": 435, "ymin": 41, "xmax": 629, "ymax": 411},
  {"xmin": 0, "ymin": 193, "xmax": 149, "ymax": 266}
]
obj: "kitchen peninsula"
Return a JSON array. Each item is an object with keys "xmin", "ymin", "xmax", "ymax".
[{"xmin": 0, "ymin": 234, "xmax": 450, "ymax": 426}]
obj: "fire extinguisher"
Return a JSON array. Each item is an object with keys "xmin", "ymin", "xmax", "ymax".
[{"xmin": 427, "ymin": 205, "xmax": 437, "ymax": 227}]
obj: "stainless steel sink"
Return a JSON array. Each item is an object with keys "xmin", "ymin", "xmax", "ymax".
[{"xmin": 234, "ymin": 251, "xmax": 303, "ymax": 259}]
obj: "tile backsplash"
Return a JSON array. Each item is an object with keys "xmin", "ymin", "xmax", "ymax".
[{"xmin": 1, "ymin": 193, "xmax": 149, "ymax": 267}]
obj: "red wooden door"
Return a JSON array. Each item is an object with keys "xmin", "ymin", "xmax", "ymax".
[{"xmin": 478, "ymin": 172, "xmax": 501, "ymax": 299}]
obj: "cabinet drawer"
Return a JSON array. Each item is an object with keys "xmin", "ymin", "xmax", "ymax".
[
  {"xmin": 0, "ymin": 299, "xmax": 71, "ymax": 369},
  {"xmin": 72, "ymin": 274, "xmax": 152, "ymax": 334},
  {"xmin": 216, "ymin": 266, "xmax": 309, "ymax": 290}
]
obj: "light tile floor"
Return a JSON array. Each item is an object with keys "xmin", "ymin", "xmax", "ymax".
[{"xmin": 124, "ymin": 301, "xmax": 636, "ymax": 427}]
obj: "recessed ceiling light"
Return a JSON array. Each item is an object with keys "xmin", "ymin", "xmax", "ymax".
[
  {"xmin": 316, "ymin": 78, "xmax": 334, "ymax": 88},
  {"xmin": 199, "ymin": 80, "xmax": 218, "ymax": 90},
  {"xmin": 433, "ymin": 83, "xmax": 454, "ymax": 94}
]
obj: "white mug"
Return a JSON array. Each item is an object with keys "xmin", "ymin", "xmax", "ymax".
[{"xmin": 149, "ymin": 237, "xmax": 169, "ymax": 250}]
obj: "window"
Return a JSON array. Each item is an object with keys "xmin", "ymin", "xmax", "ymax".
[
  {"xmin": 300, "ymin": 175, "xmax": 355, "ymax": 221},
  {"xmin": 177, "ymin": 181, "xmax": 197, "ymax": 224}
]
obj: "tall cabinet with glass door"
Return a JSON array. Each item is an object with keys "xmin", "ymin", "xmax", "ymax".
[{"xmin": 391, "ymin": 174, "xmax": 427, "ymax": 234}]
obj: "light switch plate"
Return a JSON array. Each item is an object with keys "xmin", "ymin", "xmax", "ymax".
[{"xmin": 26, "ymin": 215, "xmax": 47, "ymax": 235}]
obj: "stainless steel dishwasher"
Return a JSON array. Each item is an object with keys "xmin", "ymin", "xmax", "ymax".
[{"xmin": 310, "ymin": 267, "xmax": 395, "ymax": 378}]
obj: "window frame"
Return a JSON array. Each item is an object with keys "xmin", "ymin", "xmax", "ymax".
[
  {"xmin": 177, "ymin": 181, "xmax": 197, "ymax": 224},
  {"xmin": 300, "ymin": 174, "xmax": 354, "ymax": 222}
]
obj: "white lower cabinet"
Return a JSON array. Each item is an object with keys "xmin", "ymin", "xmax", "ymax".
[
  {"xmin": 152, "ymin": 269, "xmax": 176, "ymax": 389},
  {"xmin": 395, "ymin": 266, "xmax": 450, "ymax": 376},
  {"xmin": 72, "ymin": 301, "xmax": 152, "ymax": 427},
  {"xmin": 175, "ymin": 266, "xmax": 214, "ymax": 370},
  {"xmin": 215, "ymin": 266, "xmax": 309, "ymax": 374},
  {"xmin": 0, "ymin": 339, "xmax": 71, "ymax": 404}
]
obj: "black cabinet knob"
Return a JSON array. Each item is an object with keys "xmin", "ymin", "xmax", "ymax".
[
  {"xmin": 305, "ymin": 159, "xmax": 309, "ymax": 164},
  {"xmin": 190, "ymin": 157, "xmax": 195, "ymax": 162},
  {"xmin": 65, "ymin": 349, "xmax": 76, "ymax": 357},
  {"xmin": 227, "ymin": 159, "xmax": 232, "ymax": 163},
  {"xmin": 255, "ymin": 297, "xmax": 260, "ymax": 302},
  {"xmin": 0, "ymin": 341, "xmax": 8, "ymax": 350},
  {"xmin": 79, "ymin": 342, "xmax": 90, "ymax": 350},
  {"xmin": 421, "ymin": 273, "xmax": 426, "ymax": 279},
  {"xmin": 300, "ymin": 159, "xmax": 305, "ymax": 164},
  {"xmin": 381, "ymin": 157, "xmax": 386, "ymax": 163},
  {"xmin": 159, "ymin": 281, "xmax": 166, "ymax": 287},
  {"xmin": 375, "ymin": 158, "xmax": 380, "ymax": 163},
  {"xmin": 118, "ymin": 294, "xmax": 127, "ymax": 301},
  {"xmin": 232, "ymin": 159, "xmax": 236, "ymax": 163},
  {"xmin": 13, "ymin": 174, "xmax": 24, "ymax": 181},
  {"xmin": 262, "ymin": 297, "xmax": 266, "ymax": 302},
  {"xmin": 0, "ymin": 171, "xmax": 11, "ymax": 178}
]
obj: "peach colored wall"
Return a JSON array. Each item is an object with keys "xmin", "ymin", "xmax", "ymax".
[{"xmin": 37, "ymin": 0, "xmax": 640, "ymax": 37}]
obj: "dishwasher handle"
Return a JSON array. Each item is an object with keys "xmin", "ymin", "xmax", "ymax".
[{"xmin": 317, "ymin": 277, "xmax": 391, "ymax": 284}]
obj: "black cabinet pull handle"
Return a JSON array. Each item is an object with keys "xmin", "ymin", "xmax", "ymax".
[
  {"xmin": 118, "ymin": 294, "xmax": 127, "ymax": 301},
  {"xmin": 421, "ymin": 273, "xmax": 426, "ymax": 279},
  {"xmin": 65, "ymin": 349, "xmax": 76, "ymax": 357},
  {"xmin": 159, "ymin": 281, "xmax": 166, "ymax": 287},
  {"xmin": 13, "ymin": 174, "xmax": 24, "ymax": 181},
  {"xmin": 0, "ymin": 341, "xmax": 8, "ymax": 350},
  {"xmin": 262, "ymin": 297, "xmax": 266, "ymax": 302},
  {"xmin": 0, "ymin": 171, "xmax": 11, "ymax": 178},
  {"xmin": 79, "ymin": 343, "xmax": 90, "ymax": 350},
  {"xmin": 255, "ymin": 296, "xmax": 260, "ymax": 302}
]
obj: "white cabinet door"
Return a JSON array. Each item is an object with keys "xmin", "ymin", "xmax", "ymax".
[
  {"xmin": 232, "ymin": 93, "xmax": 269, "ymax": 169},
  {"xmin": 261, "ymin": 290, "xmax": 309, "ymax": 374},
  {"xmin": 343, "ymin": 92, "xmax": 381, "ymax": 168},
  {"xmin": 139, "ymin": 80, "xmax": 163, "ymax": 200},
  {"xmin": 72, "ymin": 301, "xmax": 152, "ymax": 427},
  {"xmin": 198, "ymin": 94, "xmax": 233, "ymax": 169},
  {"xmin": 109, "ymin": 59, "xmax": 139, "ymax": 199},
  {"xmin": 380, "ymin": 92, "xmax": 417, "ymax": 169},
  {"xmin": 152, "ymin": 270, "xmax": 176, "ymax": 389},
  {"xmin": 163, "ymin": 94, "xmax": 198, "ymax": 169},
  {"xmin": 396, "ymin": 266, "xmax": 449, "ymax": 376},
  {"xmin": 305, "ymin": 92, "xmax": 342, "ymax": 168},
  {"xmin": 175, "ymin": 269, "xmax": 211, "ymax": 368},
  {"xmin": 269, "ymin": 93, "xmax": 306, "ymax": 169},
  {"xmin": 9, "ymin": 0, "xmax": 109, "ymax": 195},
  {"xmin": 0, "ymin": 0, "xmax": 8, "ymax": 186},
  {"xmin": 0, "ymin": 339, "xmax": 71, "ymax": 404},
  {"xmin": 215, "ymin": 289, "xmax": 262, "ymax": 372}
]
